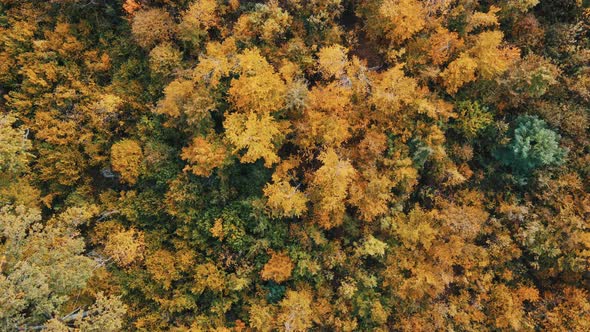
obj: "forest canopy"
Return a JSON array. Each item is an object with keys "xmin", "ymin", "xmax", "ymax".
[{"xmin": 1, "ymin": 0, "xmax": 589, "ymax": 331}]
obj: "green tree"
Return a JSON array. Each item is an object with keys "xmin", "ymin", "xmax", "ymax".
[{"xmin": 494, "ymin": 115, "xmax": 567, "ymax": 179}]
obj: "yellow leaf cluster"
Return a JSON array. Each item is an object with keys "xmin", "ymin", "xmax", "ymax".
[
  {"xmin": 229, "ymin": 48, "xmax": 287, "ymax": 114},
  {"xmin": 224, "ymin": 112, "xmax": 285, "ymax": 167},
  {"xmin": 131, "ymin": 9, "xmax": 175, "ymax": 49},
  {"xmin": 370, "ymin": 65, "xmax": 421, "ymax": 114},
  {"xmin": 193, "ymin": 262, "xmax": 225, "ymax": 294},
  {"xmin": 278, "ymin": 289, "xmax": 314, "ymax": 332},
  {"xmin": 317, "ymin": 44, "xmax": 348, "ymax": 78},
  {"xmin": 181, "ymin": 137, "xmax": 227, "ymax": 177},
  {"xmin": 111, "ymin": 139, "xmax": 143, "ymax": 185},
  {"xmin": 440, "ymin": 53, "xmax": 478, "ymax": 94},
  {"xmin": 264, "ymin": 180, "xmax": 308, "ymax": 217},
  {"xmin": 378, "ymin": 0, "xmax": 426, "ymax": 43},
  {"xmin": 427, "ymin": 28, "xmax": 464, "ymax": 65},
  {"xmin": 310, "ymin": 149, "xmax": 357, "ymax": 229},
  {"xmin": 349, "ymin": 171, "xmax": 394, "ymax": 222},
  {"xmin": 470, "ymin": 31, "xmax": 520, "ymax": 80},
  {"xmin": 260, "ymin": 251, "xmax": 294, "ymax": 283},
  {"xmin": 146, "ymin": 249, "xmax": 181, "ymax": 290},
  {"xmin": 104, "ymin": 228, "xmax": 145, "ymax": 267},
  {"xmin": 466, "ymin": 6, "xmax": 500, "ymax": 33}
]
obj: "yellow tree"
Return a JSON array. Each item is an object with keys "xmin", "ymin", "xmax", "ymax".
[
  {"xmin": 308, "ymin": 149, "xmax": 357, "ymax": 229},
  {"xmin": 178, "ymin": 0, "xmax": 220, "ymax": 46},
  {"xmin": 263, "ymin": 158, "xmax": 308, "ymax": 217},
  {"xmin": 0, "ymin": 114, "xmax": 33, "ymax": 177},
  {"xmin": 228, "ymin": 48, "xmax": 287, "ymax": 114},
  {"xmin": 131, "ymin": 8, "xmax": 175, "ymax": 49},
  {"xmin": 103, "ymin": 228, "xmax": 145, "ymax": 267},
  {"xmin": 277, "ymin": 289, "xmax": 314, "ymax": 332},
  {"xmin": 381, "ymin": 0, "xmax": 425, "ymax": 40},
  {"xmin": 260, "ymin": 251, "xmax": 294, "ymax": 283},
  {"xmin": 111, "ymin": 139, "xmax": 143, "ymax": 185},
  {"xmin": 224, "ymin": 112, "xmax": 286, "ymax": 167},
  {"xmin": 181, "ymin": 136, "xmax": 227, "ymax": 177},
  {"xmin": 469, "ymin": 31, "xmax": 520, "ymax": 80},
  {"xmin": 264, "ymin": 180, "xmax": 308, "ymax": 218},
  {"xmin": 317, "ymin": 44, "xmax": 348, "ymax": 78},
  {"xmin": 348, "ymin": 170, "xmax": 394, "ymax": 222},
  {"xmin": 440, "ymin": 53, "xmax": 478, "ymax": 94},
  {"xmin": 426, "ymin": 27, "xmax": 464, "ymax": 66}
]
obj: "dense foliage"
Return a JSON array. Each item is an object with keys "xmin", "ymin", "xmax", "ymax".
[{"xmin": 1, "ymin": 0, "xmax": 589, "ymax": 330}]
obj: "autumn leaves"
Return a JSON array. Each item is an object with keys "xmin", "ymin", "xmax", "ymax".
[{"xmin": 158, "ymin": 43, "xmax": 405, "ymax": 229}]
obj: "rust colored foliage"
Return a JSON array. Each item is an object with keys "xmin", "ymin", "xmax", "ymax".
[{"xmin": 260, "ymin": 251, "xmax": 294, "ymax": 283}]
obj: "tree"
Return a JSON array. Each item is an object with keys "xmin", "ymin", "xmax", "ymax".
[
  {"xmin": 103, "ymin": 228, "xmax": 145, "ymax": 267},
  {"xmin": 469, "ymin": 31, "xmax": 520, "ymax": 80},
  {"xmin": 75, "ymin": 292, "xmax": 127, "ymax": 332},
  {"xmin": 228, "ymin": 48, "xmax": 287, "ymax": 114},
  {"xmin": 123, "ymin": 0, "xmax": 141, "ymax": 17},
  {"xmin": 131, "ymin": 8, "xmax": 175, "ymax": 49},
  {"xmin": 264, "ymin": 180, "xmax": 308, "ymax": 218},
  {"xmin": 149, "ymin": 43, "xmax": 182, "ymax": 77},
  {"xmin": 260, "ymin": 251, "xmax": 294, "ymax": 283},
  {"xmin": 277, "ymin": 289, "xmax": 314, "ymax": 331},
  {"xmin": 181, "ymin": 136, "xmax": 227, "ymax": 177},
  {"xmin": 427, "ymin": 27, "xmax": 464, "ymax": 66},
  {"xmin": 441, "ymin": 53, "xmax": 478, "ymax": 94},
  {"xmin": 178, "ymin": 0, "xmax": 219, "ymax": 46},
  {"xmin": 156, "ymin": 78, "xmax": 215, "ymax": 125},
  {"xmin": 453, "ymin": 101, "xmax": 493, "ymax": 139},
  {"xmin": 0, "ymin": 205, "xmax": 99, "ymax": 329},
  {"xmin": 348, "ymin": 170, "xmax": 394, "ymax": 222},
  {"xmin": 224, "ymin": 112, "xmax": 286, "ymax": 167},
  {"xmin": 494, "ymin": 115, "xmax": 567, "ymax": 177},
  {"xmin": 111, "ymin": 139, "xmax": 143, "ymax": 185},
  {"xmin": 378, "ymin": 0, "xmax": 426, "ymax": 44},
  {"xmin": 0, "ymin": 114, "xmax": 32, "ymax": 177},
  {"xmin": 309, "ymin": 149, "xmax": 356, "ymax": 229},
  {"xmin": 370, "ymin": 64, "xmax": 421, "ymax": 114},
  {"xmin": 317, "ymin": 44, "xmax": 348, "ymax": 78},
  {"xmin": 543, "ymin": 287, "xmax": 590, "ymax": 331}
]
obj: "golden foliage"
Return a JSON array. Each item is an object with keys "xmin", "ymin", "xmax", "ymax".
[
  {"xmin": 179, "ymin": 0, "xmax": 219, "ymax": 45},
  {"xmin": 260, "ymin": 251, "xmax": 294, "ymax": 283},
  {"xmin": 181, "ymin": 137, "xmax": 227, "ymax": 177},
  {"xmin": 370, "ymin": 64, "xmax": 421, "ymax": 114},
  {"xmin": 224, "ymin": 112, "xmax": 285, "ymax": 167},
  {"xmin": 2, "ymin": 1, "xmax": 587, "ymax": 330},
  {"xmin": 440, "ymin": 53, "xmax": 478, "ymax": 94},
  {"xmin": 111, "ymin": 139, "xmax": 143, "ymax": 185},
  {"xmin": 146, "ymin": 249, "xmax": 180, "ymax": 290},
  {"xmin": 0, "ymin": 114, "xmax": 33, "ymax": 176},
  {"xmin": 470, "ymin": 31, "xmax": 520, "ymax": 80},
  {"xmin": 156, "ymin": 79, "xmax": 215, "ymax": 125},
  {"xmin": 229, "ymin": 48, "xmax": 287, "ymax": 114},
  {"xmin": 427, "ymin": 28, "xmax": 464, "ymax": 65},
  {"xmin": 131, "ymin": 9, "xmax": 175, "ymax": 49},
  {"xmin": 248, "ymin": 303, "xmax": 275, "ymax": 332},
  {"xmin": 349, "ymin": 170, "xmax": 394, "ymax": 222},
  {"xmin": 123, "ymin": 0, "xmax": 141, "ymax": 16},
  {"xmin": 543, "ymin": 287, "xmax": 590, "ymax": 331},
  {"xmin": 149, "ymin": 43, "xmax": 182, "ymax": 77},
  {"xmin": 193, "ymin": 262, "xmax": 225, "ymax": 294},
  {"xmin": 104, "ymin": 228, "xmax": 145, "ymax": 267},
  {"xmin": 264, "ymin": 180, "xmax": 308, "ymax": 217},
  {"xmin": 278, "ymin": 289, "xmax": 314, "ymax": 332},
  {"xmin": 317, "ymin": 44, "xmax": 348, "ymax": 78},
  {"xmin": 309, "ymin": 149, "xmax": 357, "ymax": 229},
  {"xmin": 378, "ymin": 0, "xmax": 426, "ymax": 43},
  {"xmin": 466, "ymin": 6, "xmax": 500, "ymax": 33}
]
